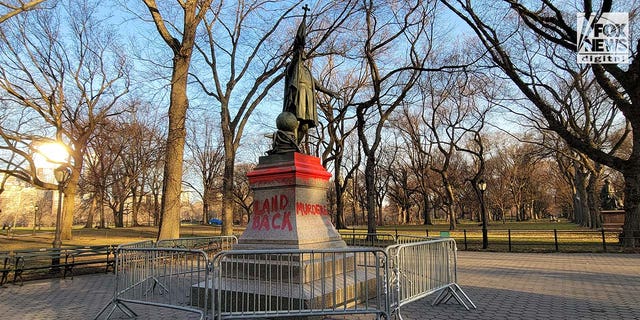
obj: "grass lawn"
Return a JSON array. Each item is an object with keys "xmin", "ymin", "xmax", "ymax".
[
  {"xmin": 341, "ymin": 219, "xmax": 628, "ymax": 253},
  {"xmin": 0, "ymin": 224, "xmax": 229, "ymax": 251},
  {"xmin": 369, "ymin": 218, "xmax": 583, "ymax": 232},
  {"xmin": 0, "ymin": 219, "xmax": 627, "ymax": 253}
]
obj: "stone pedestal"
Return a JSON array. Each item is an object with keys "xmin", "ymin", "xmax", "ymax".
[
  {"xmin": 193, "ymin": 153, "xmax": 376, "ymax": 314},
  {"xmin": 235, "ymin": 152, "xmax": 346, "ymax": 250},
  {"xmin": 601, "ymin": 209, "xmax": 625, "ymax": 231}
]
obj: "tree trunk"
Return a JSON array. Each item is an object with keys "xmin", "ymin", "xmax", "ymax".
[
  {"xmin": 621, "ymin": 168, "xmax": 640, "ymax": 247},
  {"xmin": 60, "ymin": 177, "xmax": 77, "ymax": 240},
  {"xmin": 202, "ymin": 201, "xmax": 210, "ymax": 225},
  {"xmin": 404, "ymin": 204, "xmax": 411, "ymax": 224},
  {"xmin": 153, "ymin": 191, "xmax": 160, "ymax": 227},
  {"xmin": 567, "ymin": 185, "xmax": 576, "ymax": 222},
  {"xmin": 422, "ymin": 196, "xmax": 432, "ymax": 225},
  {"xmin": 334, "ymin": 179, "xmax": 347, "ymax": 229},
  {"xmin": 115, "ymin": 201, "xmax": 125, "ymax": 228},
  {"xmin": 131, "ymin": 186, "xmax": 140, "ymax": 227},
  {"xmin": 529, "ymin": 200, "xmax": 535, "ymax": 220},
  {"xmin": 445, "ymin": 183, "xmax": 456, "ymax": 230},
  {"xmin": 587, "ymin": 173, "xmax": 601, "ymax": 229},
  {"xmin": 84, "ymin": 196, "xmax": 96, "ymax": 228},
  {"xmin": 221, "ymin": 150, "xmax": 235, "ymax": 236},
  {"xmin": 99, "ymin": 191, "xmax": 106, "ymax": 228},
  {"xmin": 575, "ymin": 171, "xmax": 590, "ymax": 227},
  {"xmin": 158, "ymin": 55, "xmax": 190, "ymax": 240},
  {"xmin": 365, "ymin": 157, "xmax": 377, "ymax": 234}
]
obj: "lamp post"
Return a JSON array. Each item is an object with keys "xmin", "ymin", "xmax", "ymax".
[
  {"xmin": 52, "ymin": 165, "xmax": 72, "ymax": 269},
  {"xmin": 477, "ymin": 179, "xmax": 488, "ymax": 249}
]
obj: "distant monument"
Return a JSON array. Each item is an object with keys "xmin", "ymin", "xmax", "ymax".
[
  {"xmin": 600, "ymin": 179, "xmax": 621, "ymax": 210},
  {"xmin": 600, "ymin": 179, "xmax": 624, "ymax": 231}
]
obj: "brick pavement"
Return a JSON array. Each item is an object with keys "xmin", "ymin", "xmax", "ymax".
[{"xmin": 1, "ymin": 251, "xmax": 638, "ymax": 319}]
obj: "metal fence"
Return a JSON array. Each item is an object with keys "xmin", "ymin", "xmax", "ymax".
[
  {"xmin": 394, "ymin": 235, "xmax": 435, "ymax": 244},
  {"xmin": 95, "ymin": 235, "xmax": 471, "ymax": 319},
  {"xmin": 209, "ymin": 248, "xmax": 389, "ymax": 319},
  {"xmin": 386, "ymin": 238, "xmax": 475, "ymax": 319},
  {"xmin": 117, "ymin": 240, "xmax": 155, "ymax": 249},
  {"xmin": 156, "ymin": 236, "xmax": 237, "ymax": 259},
  {"xmin": 457, "ymin": 228, "xmax": 627, "ymax": 252},
  {"xmin": 341, "ymin": 232, "xmax": 397, "ymax": 247},
  {"xmin": 339, "ymin": 230, "xmax": 435, "ymax": 247},
  {"xmin": 95, "ymin": 236, "xmax": 236, "ymax": 320},
  {"xmin": 94, "ymin": 247, "xmax": 210, "ymax": 320}
]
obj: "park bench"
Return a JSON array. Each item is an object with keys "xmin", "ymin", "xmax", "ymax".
[
  {"xmin": 11, "ymin": 246, "xmax": 115, "ymax": 285},
  {"xmin": 12, "ymin": 247, "xmax": 70, "ymax": 285},
  {"xmin": 63, "ymin": 245, "xmax": 115, "ymax": 278},
  {"xmin": 1, "ymin": 251, "xmax": 13, "ymax": 286}
]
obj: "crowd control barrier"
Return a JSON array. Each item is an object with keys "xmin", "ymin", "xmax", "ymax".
[
  {"xmin": 156, "ymin": 236, "xmax": 237, "ymax": 259},
  {"xmin": 386, "ymin": 238, "xmax": 476, "ymax": 319},
  {"xmin": 209, "ymin": 247, "xmax": 389, "ymax": 319},
  {"xmin": 94, "ymin": 247, "xmax": 210, "ymax": 320},
  {"xmin": 95, "ymin": 235, "xmax": 474, "ymax": 319},
  {"xmin": 94, "ymin": 236, "xmax": 236, "ymax": 320}
]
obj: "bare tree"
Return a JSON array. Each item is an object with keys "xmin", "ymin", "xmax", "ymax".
[
  {"xmin": 84, "ymin": 120, "xmax": 125, "ymax": 228},
  {"xmin": 82, "ymin": 108, "xmax": 165, "ymax": 229},
  {"xmin": 184, "ymin": 115, "xmax": 224, "ymax": 224},
  {"xmin": 346, "ymin": 0, "xmax": 439, "ymax": 235},
  {"xmin": 317, "ymin": 56, "xmax": 360, "ymax": 229},
  {"xmin": 383, "ymin": 140, "xmax": 415, "ymax": 224},
  {"xmin": 140, "ymin": 0, "xmax": 211, "ymax": 239},
  {"xmin": 444, "ymin": 0, "xmax": 640, "ymax": 246},
  {"xmin": 127, "ymin": 112, "xmax": 165, "ymax": 227},
  {"xmin": 335, "ymin": 133, "xmax": 363, "ymax": 227},
  {"xmin": 394, "ymin": 110, "xmax": 437, "ymax": 225},
  {"xmin": 233, "ymin": 163, "xmax": 254, "ymax": 225},
  {"xmin": 0, "ymin": 0, "xmax": 130, "ymax": 239},
  {"xmin": 0, "ymin": 0, "xmax": 45, "ymax": 24}
]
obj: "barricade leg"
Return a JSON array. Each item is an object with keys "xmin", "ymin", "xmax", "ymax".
[
  {"xmin": 431, "ymin": 283, "xmax": 476, "ymax": 310},
  {"xmin": 387, "ymin": 238, "xmax": 477, "ymax": 317},
  {"xmin": 93, "ymin": 299, "xmax": 137, "ymax": 320},
  {"xmin": 94, "ymin": 244, "xmax": 211, "ymax": 320}
]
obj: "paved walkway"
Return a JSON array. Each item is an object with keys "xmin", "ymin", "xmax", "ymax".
[{"xmin": 1, "ymin": 251, "xmax": 638, "ymax": 319}]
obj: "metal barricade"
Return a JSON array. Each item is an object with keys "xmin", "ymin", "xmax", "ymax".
[
  {"xmin": 341, "ymin": 232, "xmax": 397, "ymax": 248},
  {"xmin": 387, "ymin": 238, "xmax": 475, "ymax": 319},
  {"xmin": 117, "ymin": 240, "xmax": 155, "ymax": 249},
  {"xmin": 97, "ymin": 236, "xmax": 474, "ymax": 320},
  {"xmin": 94, "ymin": 247, "xmax": 210, "ymax": 320},
  {"xmin": 156, "ymin": 236, "xmax": 238, "ymax": 259},
  {"xmin": 394, "ymin": 235, "xmax": 433, "ymax": 244},
  {"xmin": 209, "ymin": 248, "xmax": 390, "ymax": 319}
]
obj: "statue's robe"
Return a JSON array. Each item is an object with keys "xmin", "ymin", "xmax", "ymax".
[
  {"xmin": 283, "ymin": 13, "xmax": 317, "ymax": 130},
  {"xmin": 284, "ymin": 55, "xmax": 317, "ymax": 128}
]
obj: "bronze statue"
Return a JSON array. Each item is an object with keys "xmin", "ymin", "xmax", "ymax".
[
  {"xmin": 267, "ymin": 112, "xmax": 301, "ymax": 155},
  {"xmin": 282, "ymin": 5, "xmax": 339, "ymax": 146},
  {"xmin": 600, "ymin": 179, "xmax": 621, "ymax": 210}
]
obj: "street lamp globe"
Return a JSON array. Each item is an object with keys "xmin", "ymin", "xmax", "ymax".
[
  {"xmin": 54, "ymin": 165, "xmax": 72, "ymax": 185},
  {"xmin": 478, "ymin": 179, "xmax": 487, "ymax": 192}
]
